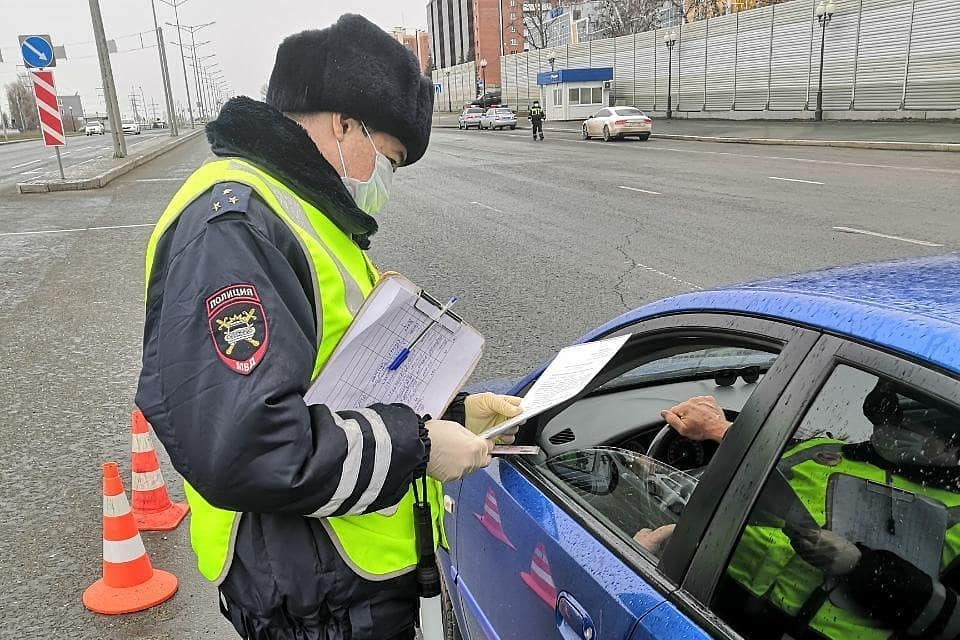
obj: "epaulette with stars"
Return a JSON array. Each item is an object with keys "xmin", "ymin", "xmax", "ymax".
[{"xmin": 208, "ymin": 182, "xmax": 252, "ymax": 219}]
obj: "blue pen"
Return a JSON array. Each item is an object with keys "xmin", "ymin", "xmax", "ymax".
[{"xmin": 388, "ymin": 296, "xmax": 458, "ymax": 371}]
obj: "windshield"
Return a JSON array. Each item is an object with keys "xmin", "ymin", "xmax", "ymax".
[
  {"xmin": 596, "ymin": 347, "xmax": 778, "ymax": 392},
  {"xmin": 496, "ymin": 109, "xmax": 513, "ymax": 114},
  {"xmin": 122, "ymin": 120, "xmax": 134, "ymax": 124},
  {"xmin": 615, "ymin": 108, "xmax": 645, "ymax": 117},
  {"xmin": 467, "ymin": 108, "xmax": 482, "ymax": 114}
]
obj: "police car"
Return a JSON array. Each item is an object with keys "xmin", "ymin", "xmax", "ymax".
[{"xmin": 439, "ymin": 254, "xmax": 960, "ymax": 640}]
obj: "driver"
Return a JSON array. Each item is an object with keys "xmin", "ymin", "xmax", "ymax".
[{"xmin": 634, "ymin": 387, "xmax": 960, "ymax": 640}]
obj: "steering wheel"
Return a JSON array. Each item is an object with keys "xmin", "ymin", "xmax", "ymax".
[{"xmin": 646, "ymin": 422, "xmax": 722, "ymax": 471}]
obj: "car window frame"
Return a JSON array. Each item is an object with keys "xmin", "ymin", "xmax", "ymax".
[
  {"xmin": 675, "ymin": 333, "xmax": 960, "ymax": 636},
  {"xmin": 507, "ymin": 312, "xmax": 819, "ymax": 588}
]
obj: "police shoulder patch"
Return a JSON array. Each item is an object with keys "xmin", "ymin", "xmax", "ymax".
[
  {"xmin": 208, "ymin": 182, "xmax": 252, "ymax": 220},
  {"xmin": 206, "ymin": 283, "xmax": 268, "ymax": 375}
]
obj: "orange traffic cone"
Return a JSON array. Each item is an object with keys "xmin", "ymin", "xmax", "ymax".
[
  {"xmin": 474, "ymin": 488, "xmax": 516, "ymax": 549},
  {"xmin": 83, "ymin": 462, "xmax": 178, "ymax": 615},
  {"xmin": 520, "ymin": 542, "xmax": 557, "ymax": 607},
  {"xmin": 130, "ymin": 410, "xmax": 188, "ymax": 531}
]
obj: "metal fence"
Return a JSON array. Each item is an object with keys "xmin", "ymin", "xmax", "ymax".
[
  {"xmin": 431, "ymin": 61, "xmax": 477, "ymax": 112},
  {"xmin": 441, "ymin": 0, "xmax": 960, "ymax": 115}
]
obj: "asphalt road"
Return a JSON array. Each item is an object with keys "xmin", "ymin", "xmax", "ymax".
[
  {"xmin": 0, "ymin": 126, "xmax": 956, "ymax": 639},
  {"xmin": 0, "ymin": 129, "xmax": 173, "ymax": 191}
]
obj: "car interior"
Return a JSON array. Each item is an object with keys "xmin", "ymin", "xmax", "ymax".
[{"xmin": 510, "ymin": 338, "xmax": 780, "ymax": 554}]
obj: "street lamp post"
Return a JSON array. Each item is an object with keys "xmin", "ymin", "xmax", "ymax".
[
  {"xmin": 159, "ymin": 0, "xmax": 195, "ymax": 128},
  {"xmin": 480, "ymin": 58, "xmax": 488, "ymax": 96},
  {"xmin": 664, "ymin": 30, "xmax": 678, "ymax": 119},
  {"xmin": 446, "ymin": 71, "xmax": 452, "ymax": 112},
  {"xmin": 69, "ymin": 105, "xmax": 76, "ymax": 131},
  {"xmin": 814, "ymin": 0, "xmax": 836, "ymax": 122}
]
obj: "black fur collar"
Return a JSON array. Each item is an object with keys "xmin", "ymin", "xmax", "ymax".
[{"xmin": 205, "ymin": 97, "xmax": 376, "ymax": 248}]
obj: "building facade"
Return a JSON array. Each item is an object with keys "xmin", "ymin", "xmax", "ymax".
[
  {"xmin": 390, "ymin": 27, "xmax": 431, "ymax": 73},
  {"xmin": 472, "ymin": 0, "xmax": 526, "ymax": 91},
  {"xmin": 427, "ymin": 0, "xmax": 475, "ymax": 69},
  {"xmin": 56, "ymin": 94, "xmax": 84, "ymax": 132}
]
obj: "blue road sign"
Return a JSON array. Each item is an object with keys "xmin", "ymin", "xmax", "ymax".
[
  {"xmin": 434, "ymin": 83, "xmax": 442, "ymax": 95},
  {"xmin": 19, "ymin": 34, "xmax": 56, "ymax": 69}
]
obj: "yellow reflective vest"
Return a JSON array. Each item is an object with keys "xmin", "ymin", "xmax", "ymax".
[
  {"xmin": 144, "ymin": 158, "xmax": 445, "ymax": 584},
  {"xmin": 727, "ymin": 438, "xmax": 960, "ymax": 640}
]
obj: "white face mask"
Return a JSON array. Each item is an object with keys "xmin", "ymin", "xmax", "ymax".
[{"xmin": 336, "ymin": 121, "xmax": 393, "ymax": 215}]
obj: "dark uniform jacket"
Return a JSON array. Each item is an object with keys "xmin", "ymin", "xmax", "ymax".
[
  {"xmin": 136, "ymin": 98, "xmax": 438, "ymax": 640},
  {"xmin": 529, "ymin": 106, "xmax": 545, "ymax": 123}
]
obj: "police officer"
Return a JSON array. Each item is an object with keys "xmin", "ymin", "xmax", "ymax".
[
  {"xmin": 652, "ymin": 389, "xmax": 960, "ymax": 640},
  {"xmin": 137, "ymin": 14, "xmax": 521, "ymax": 640},
  {"xmin": 529, "ymin": 100, "xmax": 545, "ymax": 140}
]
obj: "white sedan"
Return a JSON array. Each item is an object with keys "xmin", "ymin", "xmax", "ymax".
[
  {"xmin": 121, "ymin": 119, "xmax": 141, "ymax": 135},
  {"xmin": 582, "ymin": 107, "xmax": 652, "ymax": 141}
]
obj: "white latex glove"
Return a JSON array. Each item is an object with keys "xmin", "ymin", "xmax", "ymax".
[
  {"xmin": 465, "ymin": 393, "xmax": 523, "ymax": 444},
  {"xmin": 786, "ymin": 526, "xmax": 862, "ymax": 576},
  {"xmin": 425, "ymin": 419, "xmax": 494, "ymax": 482}
]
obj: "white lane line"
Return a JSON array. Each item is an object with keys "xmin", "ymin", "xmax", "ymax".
[
  {"xmin": 73, "ymin": 157, "xmax": 100, "ymax": 166},
  {"xmin": 134, "ymin": 177, "xmax": 184, "ymax": 182},
  {"xmin": 0, "ymin": 223, "xmax": 154, "ymax": 238},
  {"xmin": 20, "ymin": 169, "xmax": 43, "ymax": 175},
  {"xmin": 470, "ymin": 201, "xmax": 504, "ymax": 213},
  {"xmin": 832, "ymin": 226, "xmax": 944, "ymax": 247},
  {"xmin": 618, "ymin": 185, "xmax": 661, "ymax": 195},
  {"xmin": 10, "ymin": 159, "xmax": 44, "ymax": 169},
  {"xmin": 768, "ymin": 176, "xmax": 824, "ymax": 185}
]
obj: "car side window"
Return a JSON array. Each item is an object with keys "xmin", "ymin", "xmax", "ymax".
[
  {"xmin": 535, "ymin": 341, "xmax": 782, "ymax": 564},
  {"xmin": 713, "ymin": 364, "xmax": 960, "ymax": 640}
]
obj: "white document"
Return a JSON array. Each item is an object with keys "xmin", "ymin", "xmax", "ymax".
[
  {"xmin": 480, "ymin": 334, "xmax": 630, "ymax": 439},
  {"xmin": 304, "ymin": 275, "xmax": 484, "ymax": 418}
]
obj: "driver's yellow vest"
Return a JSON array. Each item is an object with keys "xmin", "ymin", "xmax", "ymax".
[
  {"xmin": 727, "ymin": 438, "xmax": 960, "ymax": 640},
  {"xmin": 144, "ymin": 158, "xmax": 445, "ymax": 583}
]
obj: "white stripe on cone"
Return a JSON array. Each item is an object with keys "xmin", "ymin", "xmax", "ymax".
[
  {"xmin": 132, "ymin": 469, "xmax": 165, "ymax": 491},
  {"xmin": 103, "ymin": 493, "xmax": 132, "ymax": 517},
  {"xmin": 103, "ymin": 535, "xmax": 147, "ymax": 564},
  {"xmin": 484, "ymin": 491, "xmax": 502, "ymax": 524},
  {"xmin": 530, "ymin": 544, "xmax": 555, "ymax": 587},
  {"xmin": 131, "ymin": 432, "xmax": 154, "ymax": 453}
]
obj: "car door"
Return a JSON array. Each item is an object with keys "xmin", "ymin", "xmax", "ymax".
[
  {"xmin": 658, "ymin": 335, "xmax": 960, "ymax": 640},
  {"xmin": 588, "ymin": 110, "xmax": 606, "ymax": 137},
  {"xmin": 447, "ymin": 314, "xmax": 819, "ymax": 640}
]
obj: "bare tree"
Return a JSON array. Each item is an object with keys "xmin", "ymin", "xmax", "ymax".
[
  {"xmin": 594, "ymin": 0, "xmax": 662, "ymax": 38},
  {"xmin": 5, "ymin": 76, "xmax": 38, "ymax": 131},
  {"xmin": 523, "ymin": 0, "xmax": 555, "ymax": 50}
]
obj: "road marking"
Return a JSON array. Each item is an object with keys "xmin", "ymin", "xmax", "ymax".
[
  {"xmin": 470, "ymin": 201, "xmax": 504, "ymax": 214},
  {"xmin": 20, "ymin": 169, "xmax": 43, "ymax": 175},
  {"xmin": 832, "ymin": 226, "xmax": 944, "ymax": 247},
  {"xmin": 618, "ymin": 185, "xmax": 661, "ymax": 195},
  {"xmin": 73, "ymin": 157, "xmax": 100, "ymax": 166},
  {"xmin": 0, "ymin": 223, "xmax": 154, "ymax": 238},
  {"xmin": 10, "ymin": 159, "xmax": 43, "ymax": 169},
  {"xmin": 636, "ymin": 262, "xmax": 703, "ymax": 290},
  {"xmin": 768, "ymin": 176, "xmax": 824, "ymax": 185},
  {"xmin": 437, "ymin": 130, "xmax": 959, "ymax": 176},
  {"xmin": 134, "ymin": 177, "xmax": 183, "ymax": 182}
]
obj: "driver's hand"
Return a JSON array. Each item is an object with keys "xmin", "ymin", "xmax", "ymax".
[
  {"xmin": 633, "ymin": 524, "xmax": 676, "ymax": 555},
  {"xmin": 661, "ymin": 396, "xmax": 731, "ymax": 443}
]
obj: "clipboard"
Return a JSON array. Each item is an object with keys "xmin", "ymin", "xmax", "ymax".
[{"xmin": 303, "ymin": 274, "xmax": 484, "ymax": 418}]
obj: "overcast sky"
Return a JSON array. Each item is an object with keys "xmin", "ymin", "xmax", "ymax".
[{"xmin": 0, "ymin": 0, "xmax": 429, "ymax": 121}]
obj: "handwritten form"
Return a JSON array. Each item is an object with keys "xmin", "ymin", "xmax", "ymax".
[
  {"xmin": 480, "ymin": 334, "xmax": 630, "ymax": 439},
  {"xmin": 304, "ymin": 275, "xmax": 484, "ymax": 418}
]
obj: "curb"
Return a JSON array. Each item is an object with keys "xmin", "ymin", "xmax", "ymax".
[
  {"xmin": 16, "ymin": 129, "xmax": 205, "ymax": 194},
  {"xmin": 431, "ymin": 123, "xmax": 959, "ymax": 152}
]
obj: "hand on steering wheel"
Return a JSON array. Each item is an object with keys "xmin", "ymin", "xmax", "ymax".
[{"xmin": 661, "ymin": 396, "xmax": 731, "ymax": 444}]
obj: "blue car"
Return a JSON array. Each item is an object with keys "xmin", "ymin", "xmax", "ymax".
[{"xmin": 439, "ymin": 254, "xmax": 960, "ymax": 640}]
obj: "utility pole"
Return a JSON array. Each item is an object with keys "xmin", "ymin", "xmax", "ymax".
[
  {"xmin": 129, "ymin": 88, "xmax": 141, "ymax": 121},
  {"xmin": 160, "ymin": 0, "xmax": 195, "ymax": 128},
  {"xmin": 88, "ymin": 0, "xmax": 126, "ymax": 157},
  {"xmin": 150, "ymin": 0, "xmax": 179, "ymax": 135}
]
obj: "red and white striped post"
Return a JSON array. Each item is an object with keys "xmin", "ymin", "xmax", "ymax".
[{"xmin": 30, "ymin": 69, "xmax": 66, "ymax": 179}]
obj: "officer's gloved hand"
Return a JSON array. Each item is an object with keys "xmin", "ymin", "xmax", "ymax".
[
  {"xmin": 785, "ymin": 526, "xmax": 862, "ymax": 576},
  {"xmin": 425, "ymin": 419, "xmax": 494, "ymax": 482},
  {"xmin": 465, "ymin": 393, "xmax": 523, "ymax": 444}
]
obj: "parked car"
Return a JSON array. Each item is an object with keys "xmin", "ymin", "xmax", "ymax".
[
  {"xmin": 470, "ymin": 91, "xmax": 502, "ymax": 109},
  {"xmin": 440, "ymin": 254, "xmax": 960, "ymax": 640},
  {"xmin": 582, "ymin": 106, "xmax": 652, "ymax": 141},
  {"xmin": 458, "ymin": 107, "xmax": 484, "ymax": 130},
  {"xmin": 480, "ymin": 107, "xmax": 517, "ymax": 130},
  {"xmin": 84, "ymin": 121, "xmax": 105, "ymax": 136},
  {"xmin": 121, "ymin": 119, "xmax": 141, "ymax": 135}
]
